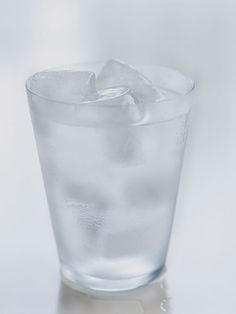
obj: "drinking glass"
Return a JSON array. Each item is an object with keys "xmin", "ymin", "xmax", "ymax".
[{"xmin": 26, "ymin": 63, "xmax": 194, "ymax": 292}]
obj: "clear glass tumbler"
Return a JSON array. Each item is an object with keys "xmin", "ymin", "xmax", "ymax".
[{"xmin": 26, "ymin": 63, "xmax": 194, "ymax": 293}]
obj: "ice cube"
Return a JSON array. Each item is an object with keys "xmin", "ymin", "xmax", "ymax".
[
  {"xmin": 30, "ymin": 70, "xmax": 96, "ymax": 103},
  {"xmin": 76, "ymin": 86, "xmax": 144, "ymax": 126},
  {"xmin": 97, "ymin": 59, "xmax": 158, "ymax": 102},
  {"xmin": 103, "ymin": 217, "xmax": 162, "ymax": 259},
  {"xmin": 101, "ymin": 126, "xmax": 144, "ymax": 166},
  {"xmin": 59, "ymin": 181, "xmax": 110, "ymax": 259},
  {"xmin": 76, "ymin": 86, "xmax": 144, "ymax": 164}
]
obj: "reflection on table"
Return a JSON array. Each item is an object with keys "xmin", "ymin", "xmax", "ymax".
[{"xmin": 57, "ymin": 277, "xmax": 170, "ymax": 314}]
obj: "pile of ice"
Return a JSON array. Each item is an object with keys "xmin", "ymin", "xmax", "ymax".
[{"xmin": 30, "ymin": 59, "xmax": 162, "ymax": 126}]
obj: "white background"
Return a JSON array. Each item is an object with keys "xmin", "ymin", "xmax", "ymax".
[{"xmin": 0, "ymin": 0, "xmax": 235, "ymax": 313}]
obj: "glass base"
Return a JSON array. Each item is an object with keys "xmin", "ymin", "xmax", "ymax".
[{"xmin": 60, "ymin": 265, "xmax": 165, "ymax": 295}]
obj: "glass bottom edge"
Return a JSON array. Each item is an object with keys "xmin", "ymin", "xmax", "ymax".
[{"xmin": 60, "ymin": 265, "xmax": 166, "ymax": 295}]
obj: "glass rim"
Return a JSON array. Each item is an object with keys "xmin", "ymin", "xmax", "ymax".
[{"xmin": 25, "ymin": 62, "xmax": 195, "ymax": 107}]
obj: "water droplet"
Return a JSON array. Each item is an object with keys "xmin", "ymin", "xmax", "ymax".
[{"xmin": 160, "ymin": 297, "xmax": 171, "ymax": 312}]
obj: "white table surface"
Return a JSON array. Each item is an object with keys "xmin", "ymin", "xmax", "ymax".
[{"xmin": 0, "ymin": 0, "xmax": 235, "ymax": 313}]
